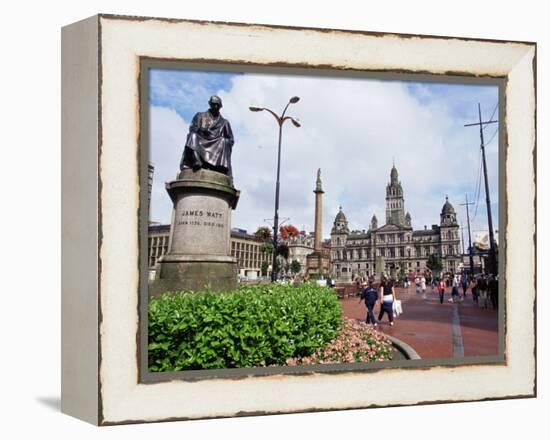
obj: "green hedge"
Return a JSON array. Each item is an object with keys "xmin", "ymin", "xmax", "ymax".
[{"xmin": 148, "ymin": 284, "xmax": 342, "ymax": 372}]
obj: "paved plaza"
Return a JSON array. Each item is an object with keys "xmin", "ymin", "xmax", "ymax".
[{"xmin": 341, "ymin": 285, "xmax": 499, "ymax": 359}]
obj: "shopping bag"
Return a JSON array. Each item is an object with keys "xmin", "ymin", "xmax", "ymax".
[{"xmin": 393, "ymin": 300, "xmax": 403, "ymax": 316}]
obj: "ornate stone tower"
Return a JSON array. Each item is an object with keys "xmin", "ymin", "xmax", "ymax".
[
  {"xmin": 439, "ymin": 196, "xmax": 460, "ymax": 272},
  {"xmin": 332, "ymin": 206, "xmax": 350, "ymax": 236},
  {"xmin": 330, "ymin": 206, "xmax": 351, "ymax": 281},
  {"xmin": 385, "ymin": 164, "xmax": 406, "ymax": 225},
  {"xmin": 440, "ymin": 196, "xmax": 458, "ymax": 226},
  {"xmin": 405, "ymin": 211, "xmax": 412, "ymax": 227},
  {"xmin": 370, "ymin": 214, "xmax": 378, "ymax": 230}
]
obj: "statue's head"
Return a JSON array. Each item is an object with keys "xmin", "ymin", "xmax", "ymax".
[{"xmin": 208, "ymin": 95, "xmax": 223, "ymax": 113}]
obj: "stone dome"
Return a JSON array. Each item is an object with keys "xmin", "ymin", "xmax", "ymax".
[
  {"xmin": 332, "ymin": 206, "xmax": 350, "ymax": 234},
  {"xmin": 335, "ymin": 206, "xmax": 347, "ymax": 222},
  {"xmin": 441, "ymin": 196, "xmax": 456, "ymax": 214}
]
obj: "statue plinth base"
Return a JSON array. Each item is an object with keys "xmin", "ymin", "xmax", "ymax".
[
  {"xmin": 375, "ymin": 256, "xmax": 386, "ymax": 280},
  {"xmin": 149, "ymin": 168, "xmax": 240, "ymax": 297},
  {"xmin": 306, "ymin": 250, "xmax": 330, "ymax": 277}
]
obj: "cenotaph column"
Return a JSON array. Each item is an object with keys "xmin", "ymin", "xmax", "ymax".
[{"xmin": 306, "ymin": 169, "xmax": 330, "ymax": 277}]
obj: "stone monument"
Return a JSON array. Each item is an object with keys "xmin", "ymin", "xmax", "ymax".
[
  {"xmin": 306, "ymin": 169, "xmax": 331, "ymax": 277},
  {"xmin": 150, "ymin": 96, "xmax": 240, "ymax": 296},
  {"xmin": 375, "ymin": 255, "xmax": 386, "ymax": 280}
]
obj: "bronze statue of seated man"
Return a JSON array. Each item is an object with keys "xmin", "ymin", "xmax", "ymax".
[{"xmin": 180, "ymin": 95, "xmax": 234, "ymax": 177}]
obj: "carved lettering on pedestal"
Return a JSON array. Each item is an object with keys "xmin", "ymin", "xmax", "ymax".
[{"xmin": 177, "ymin": 210, "xmax": 225, "ymax": 227}]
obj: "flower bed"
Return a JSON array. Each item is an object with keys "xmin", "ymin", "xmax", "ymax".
[{"xmin": 285, "ymin": 317, "xmax": 393, "ymax": 365}]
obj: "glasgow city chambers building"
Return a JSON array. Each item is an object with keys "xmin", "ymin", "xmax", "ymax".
[{"xmin": 330, "ymin": 165, "xmax": 461, "ymax": 281}]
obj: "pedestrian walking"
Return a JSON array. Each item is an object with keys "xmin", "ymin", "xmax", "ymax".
[
  {"xmin": 472, "ymin": 277, "xmax": 479, "ymax": 303},
  {"xmin": 359, "ymin": 278, "xmax": 379, "ymax": 326},
  {"xmin": 477, "ymin": 275, "xmax": 489, "ymax": 308},
  {"xmin": 378, "ymin": 277, "xmax": 396, "ymax": 326},
  {"xmin": 421, "ymin": 275, "xmax": 427, "ymax": 299},
  {"xmin": 415, "ymin": 274, "xmax": 421, "ymax": 295},
  {"xmin": 437, "ymin": 277, "xmax": 446, "ymax": 304},
  {"xmin": 450, "ymin": 274, "xmax": 460, "ymax": 302},
  {"xmin": 461, "ymin": 273, "xmax": 470, "ymax": 299}
]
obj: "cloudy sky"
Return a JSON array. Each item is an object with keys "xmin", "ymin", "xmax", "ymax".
[{"xmin": 148, "ymin": 68, "xmax": 499, "ymax": 245}]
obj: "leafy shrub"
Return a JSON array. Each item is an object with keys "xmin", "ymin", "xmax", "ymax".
[{"xmin": 148, "ymin": 284, "xmax": 342, "ymax": 372}]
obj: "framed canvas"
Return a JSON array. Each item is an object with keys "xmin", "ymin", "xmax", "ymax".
[{"xmin": 61, "ymin": 14, "xmax": 536, "ymax": 425}]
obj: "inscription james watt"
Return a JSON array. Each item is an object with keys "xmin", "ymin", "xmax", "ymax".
[{"xmin": 178, "ymin": 209, "xmax": 225, "ymax": 228}]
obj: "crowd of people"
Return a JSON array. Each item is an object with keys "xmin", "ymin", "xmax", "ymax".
[
  {"xmin": 285, "ymin": 269, "xmax": 498, "ymax": 331},
  {"xmin": 355, "ymin": 271, "xmax": 498, "ymax": 327},
  {"xmin": 430, "ymin": 272, "xmax": 499, "ymax": 309},
  {"xmin": 399, "ymin": 272, "xmax": 498, "ymax": 308}
]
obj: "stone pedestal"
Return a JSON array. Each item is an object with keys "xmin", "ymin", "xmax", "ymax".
[
  {"xmin": 341, "ymin": 269, "xmax": 353, "ymax": 283},
  {"xmin": 306, "ymin": 251, "xmax": 330, "ymax": 278},
  {"xmin": 150, "ymin": 168, "xmax": 240, "ymax": 296},
  {"xmin": 375, "ymin": 255, "xmax": 386, "ymax": 279}
]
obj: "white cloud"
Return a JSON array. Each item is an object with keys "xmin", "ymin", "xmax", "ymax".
[
  {"xmin": 149, "ymin": 106, "xmax": 189, "ymax": 223},
  {"xmin": 149, "ymin": 73, "xmax": 499, "ymax": 242}
]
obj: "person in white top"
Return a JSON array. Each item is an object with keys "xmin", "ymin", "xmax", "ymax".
[{"xmin": 451, "ymin": 274, "xmax": 461, "ymax": 302}]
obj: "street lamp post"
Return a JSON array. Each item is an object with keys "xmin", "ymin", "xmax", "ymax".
[{"xmin": 250, "ymin": 97, "xmax": 301, "ymax": 282}]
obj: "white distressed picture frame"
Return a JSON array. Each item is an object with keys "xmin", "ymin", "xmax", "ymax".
[{"xmin": 61, "ymin": 14, "xmax": 536, "ymax": 425}]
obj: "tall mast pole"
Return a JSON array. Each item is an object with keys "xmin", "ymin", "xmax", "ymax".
[{"xmin": 465, "ymin": 103, "xmax": 498, "ymax": 275}]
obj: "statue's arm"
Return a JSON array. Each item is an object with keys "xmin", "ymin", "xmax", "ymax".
[
  {"xmin": 225, "ymin": 121, "xmax": 235, "ymax": 148},
  {"xmin": 188, "ymin": 113, "xmax": 200, "ymax": 134}
]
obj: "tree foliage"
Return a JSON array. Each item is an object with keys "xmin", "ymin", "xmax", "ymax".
[
  {"xmin": 254, "ymin": 226, "xmax": 272, "ymax": 242},
  {"xmin": 290, "ymin": 259, "xmax": 302, "ymax": 274},
  {"xmin": 276, "ymin": 243, "xmax": 290, "ymax": 259},
  {"xmin": 426, "ymin": 254, "xmax": 443, "ymax": 272},
  {"xmin": 259, "ymin": 242, "xmax": 274, "ymax": 255}
]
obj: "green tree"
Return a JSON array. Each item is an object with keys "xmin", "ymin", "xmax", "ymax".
[
  {"xmin": 290, "ymin": 259, "xmax": 302, "ymax": 274},
  {"xmin": 276, "ymin": 243, "xmax": 290, "ymax": 259},
  {"xmin": 261, "ymin": 261, "xmax": 269, "ymax": 276},
  {"xmin": 273, "ymin": 259, "xmax": 281, "ymax": 276},
  {"xmin": 259, "ymin": 242, "xmax": 274, "ymax": 255},
  {"xmin": 254, "ymin": 226, "xmax": 272, "ymax": 242},
  {"xmin": 426, "ymin": 254, "xmax": 443, "ymax": 273}
]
